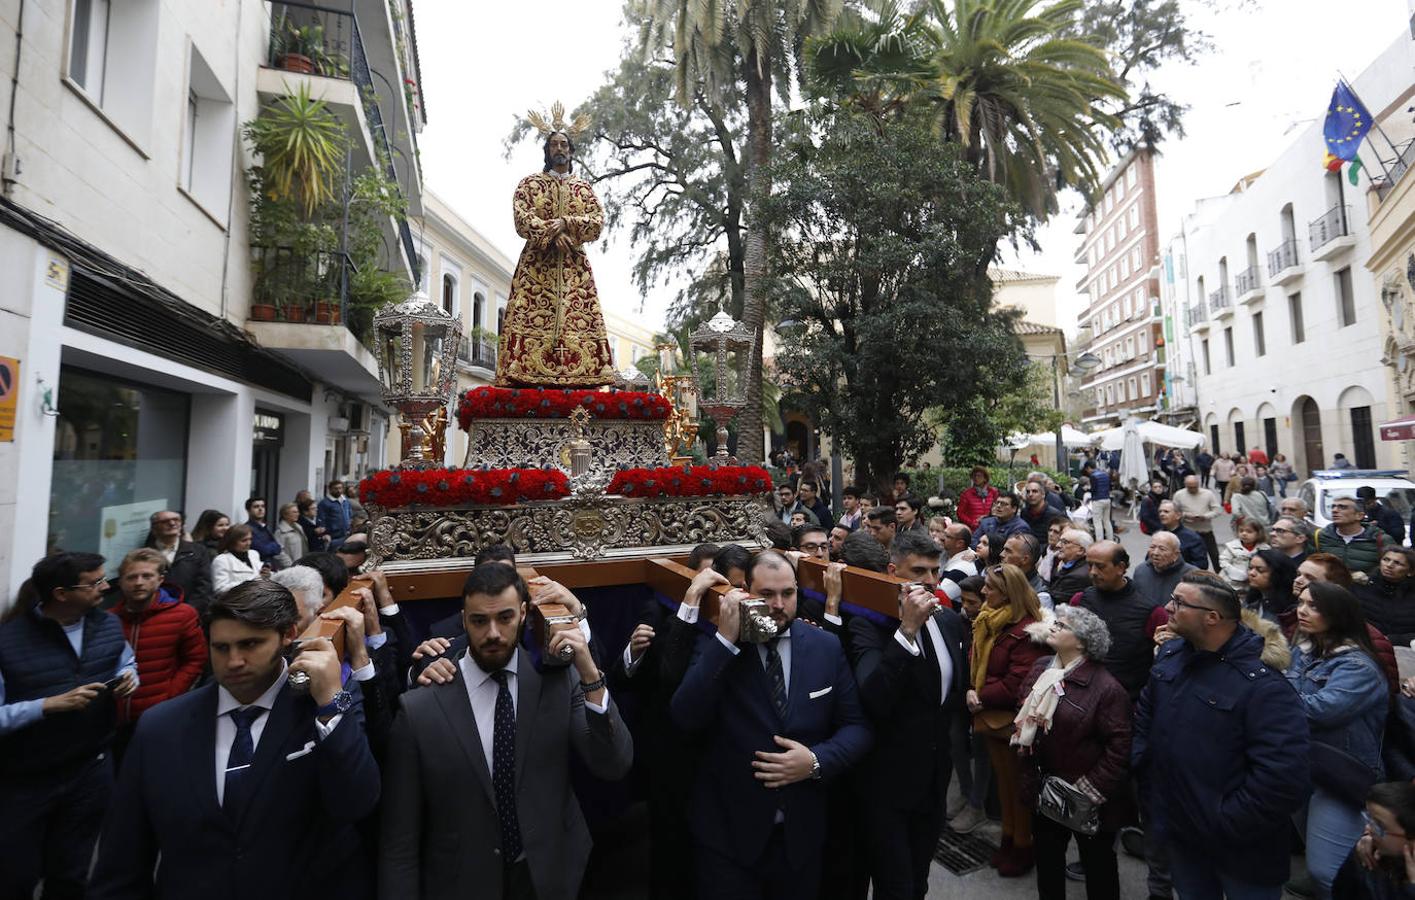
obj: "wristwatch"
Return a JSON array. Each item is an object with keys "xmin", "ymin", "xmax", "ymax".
[
  {"xmin": 809, "ymin": 751, "xmax": 822, "ymax": 780},
  {"xmin": 316, "ymin": 690, "xmax": 353, "ymax": 717}
]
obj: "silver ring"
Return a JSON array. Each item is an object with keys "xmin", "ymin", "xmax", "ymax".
[{"xmin": 557, "ymin": 644, "xmax": 575, "ymax": 660}]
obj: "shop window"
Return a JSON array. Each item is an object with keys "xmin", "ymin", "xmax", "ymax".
[{"xmin": 49, "ymin": 368, "xmax": 189, "ymax": 557}]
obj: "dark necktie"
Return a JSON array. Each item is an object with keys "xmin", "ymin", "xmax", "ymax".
[
  {"xmin": 223, "ymin": 706, "xmax": 265, "ymax": 817},
  {"xmin": 490, "ymin": 670, "xmax": 523, "ymax": 862},
  {"xmin": 765, "ymin": 642, "xmax": 789, "ymax": 721}
]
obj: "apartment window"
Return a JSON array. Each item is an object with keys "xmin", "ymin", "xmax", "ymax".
[
  {"xmin": 1141, "ymin": 372, "xmax": 1152, "ymax": 396},
  {"xmin": 1129, "ymin": 206, "xmax": 1139, "ymax": 229},
  {"xmin": 1289, "ymin": 292, "xmax": 1305, "ymax": 343},
  {"xmin": 1106, "ymin": 385, "xmax": 1115, "ymax": 405},
  {"xmin": 1121, "ymin": 257, "xmax": 1130, "ymax": 279},
  {"xmin": 180, "ymin": 46, "xmax": 235, "ymax": 216},
  {"xmin": 1223, "ymin": 327, "xmax": 1235, "ymax": 366},
  {"xmin": 1116, "ymin": 381, "xmax": 1126, "ymax": 402},
  {"xmin": 472, "ymin": 291, "xmax": 486, "ymax": 331},
  {"xmin": 67, "ymin": 0, "xmax": 159, "ymax": 144},
  {"xmin": 1253, "ymin": 311, "xmax": 1266, "ymax": 357},
  {"xmin": 1352, "ymin": 406, "xmax": 1376, "ymax": 468},
  {"xmin": 1104, "ymin": 347, "xmax": 1113, "ymax": 367},
  {"xmin": 1138, "ymin": 330, "xmax": 1149, "ymax": 354},
  {"xmin": 1129, "ymin": 376, "xmax": 1138, "ymax": 400},
  {"xmin": 1132, "ymin": 247, "xmax": 1141, "ymax": 270},
  {"xmin": 1127, "ymin": 167, "xmax": 1138, "ymax": 187},
  {"xmin": 1336, "ymin": 267, "xmax": 1356, "ymax": 327},
  {"xmin": 1201, "ymin": 339, "xmax": 1211, "ymax": 375},
  {"xmin": 1124, "ymin": 337, "xmax": 1134, "ymax": 359},
  {"xmin": 441, "ymin": 273, "xmax": 457, "ymax": 317}
]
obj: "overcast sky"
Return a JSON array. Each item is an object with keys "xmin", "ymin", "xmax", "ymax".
[{"xmin": 412, "ymin": 0, "xmax": 1413, "ymax": 333}]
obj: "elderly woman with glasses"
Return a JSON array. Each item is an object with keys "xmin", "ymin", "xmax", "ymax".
[
  {"xmin": 966, "ymin": 563, "xmax": 1046, "ymax": 877},
  {"xmin": 1014, "ymin": 606, "xmax": 1131, "ymax": 900},
  {"xmin": 1287, "ymin": 581, "xmax": 1389, "ymax": 896}
]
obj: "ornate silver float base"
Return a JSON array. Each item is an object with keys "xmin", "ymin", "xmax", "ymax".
[
  {"xmin": 366, "ymin": 493, "xmax": 772, "ymax": 567},
  {"xmin": 464, "ymin": 418, "xmax": 669, "ymax": 473}
]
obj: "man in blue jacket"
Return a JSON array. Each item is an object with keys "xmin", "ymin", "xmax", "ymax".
[
  {"xmin": 671, "ymin": 551, "xmax": 872, "ymax": 900},
  {"xmin": 1133, "ymin": 571, "xmax": 1309, "ymax": 899},
  {"xmin": 243, "ymin": 497, "xmax": 284, "ymax": 569},
  {"xmin": 972, "ymin": 492, "xmax": 1031, "ymax": 554},
  {"xmin": 1157, "ymin": 500, "xmax": 1210, "ymax": 571},
  {"xmin": 317, "ymin": 479, "xmax": 353, "ymax": 550}
]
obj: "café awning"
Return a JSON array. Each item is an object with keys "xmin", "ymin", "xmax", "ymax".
[{"xmin": 1379, "ymin": 414, "xmax": 1415, "ymax": 441}]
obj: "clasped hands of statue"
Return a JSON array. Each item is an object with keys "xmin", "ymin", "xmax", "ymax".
[{"xmin": 544, "ymin": 217, "xmax": 579, "ymax": 255}]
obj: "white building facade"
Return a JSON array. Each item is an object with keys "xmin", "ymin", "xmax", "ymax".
[
  {"xmin": 1172, "ymin": 35, "xmax": 1413, "ymax": 476},
  {"xmin": 0, "ymin": 0, "xmax": 427, "ymax": 601}
]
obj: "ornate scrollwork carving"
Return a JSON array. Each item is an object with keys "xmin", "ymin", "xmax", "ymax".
[
  {"xmin": 365, "ymin": 493, "xmax": 771, "ymax": 566},
  {"xmin": 464, "ymin": 418, "xmax": 669, "ymax": 473}
]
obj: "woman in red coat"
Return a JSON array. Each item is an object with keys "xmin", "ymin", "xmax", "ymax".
[
  {"xmin": 957, "ymin": 466, "xmax": 1000, "ymax": 531},
  {"xmin": 1014, "ymin": 606, "xmax": 1132, "ymax": 900},
  {"xmin": 967, "ymin": 563, "xmax": 1045, "ymax": 876}
]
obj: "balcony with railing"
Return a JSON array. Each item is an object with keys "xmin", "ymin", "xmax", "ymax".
[
  {"xmin": 245, "ymin": 248, "xmax": 386, "ymax": 394},
  {"xmin": 1208, "ymin": 283, "xmax": 1233, "ymax": 320},
  {"xmin": 1234, "ymin": 265, "xmax": 1263, "ymax": 304},
  {"xmin": 1309, "ymin": 204, "xmax": 1354, "ymax": 260},
  {"xmin": 1267, "ymin": 238, "xmax": 1301, "ymax": 285},
  {"xmin": 260, "ymin": 1, "xmax": 419, "ymax": 284},
  {"xmin": 458, "ymin": 337, "xmax": 499, "ymax": 373},
  {"xmin": 1186, "ymin": 302, "xmax": 1210, "ymax": 333}
]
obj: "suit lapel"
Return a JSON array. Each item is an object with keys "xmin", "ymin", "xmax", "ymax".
[
  {"xmin": 785, "ymin": 621, "xmax": 809, "ymax": 719},
  {"xmin": 514, "ymin": 659, "xmax": 541, "ymax": 790},
  {"xmin": 432, "ymin": 666, "xmax": 496, "ymax": 806},
  {"xmin": 186, "ymin": 685, "xmax": 227, "ymax": 830}
]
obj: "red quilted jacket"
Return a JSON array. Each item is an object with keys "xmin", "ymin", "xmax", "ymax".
[
  {"xmin": 110, "ymin": 587, "xmax": 207, "ymax": 725},
  {"xmin": 957, "ymin": 485, "xmax": 1000, "ymax": 531}
]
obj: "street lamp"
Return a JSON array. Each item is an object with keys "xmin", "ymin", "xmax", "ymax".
[{"xmin": 374, "ymin": 289, "xmax": 463, "ymax": 465}]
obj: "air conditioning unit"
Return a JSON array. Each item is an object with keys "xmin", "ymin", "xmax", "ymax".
[{"xmin": 328, "ymin": 416, "xmax": 350, "ymax": 434}]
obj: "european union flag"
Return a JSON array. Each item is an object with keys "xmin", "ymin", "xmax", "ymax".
[{"xmin": 1324, "ymin": 81, "xmax": 1372, "ymax": 162}]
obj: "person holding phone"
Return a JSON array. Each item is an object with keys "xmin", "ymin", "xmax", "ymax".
[{"xmin": 0, "ymin": 552, "xmax": 138, "ymax": 900}]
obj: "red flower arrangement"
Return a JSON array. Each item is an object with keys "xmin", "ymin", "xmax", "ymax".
[
  {"xmin": 359, "ymin": 466, "xmax": 570, "ymax": 508},
  {"xmin": 457, "ymin": 386, "xmax": 673, "ymax": 431},
  {"xmin": 606, "ymin": 465, "xmax": 773, "ymax": 499}
]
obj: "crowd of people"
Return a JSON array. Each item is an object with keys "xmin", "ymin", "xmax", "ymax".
[{"xmin": 4, "ymin": 459, "xmax": 1415, "ymax": 900}]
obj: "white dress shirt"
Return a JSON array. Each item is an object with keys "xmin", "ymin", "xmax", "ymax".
[
  {"xmin": 895, "ymin": 615, "xmax": 954, "ymax": 705},
  {"xmin": 214, "ymin": 662, "xmax": 341, "ymax": 804},
  {"xmin": 458, "ymin": 648, "xmax": 610, "ymax": 773}
]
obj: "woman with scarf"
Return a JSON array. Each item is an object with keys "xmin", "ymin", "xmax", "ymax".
[
  {"xmin": 966, "ymin": 563, "xmax": 1046, "ymax": 877},
  {"xmin": 1014, "ymin": 605, "xmax": 1131, "ymax": 900},
  {"xmin": 1244, "ymin": 548, "xmax": 1299, "ymax": 624},
  {"xmin": 1287, "ymin": 581, "xmax": 1389, "ymax": 896}
]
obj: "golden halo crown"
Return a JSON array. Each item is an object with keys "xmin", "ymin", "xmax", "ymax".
[{"xmin": 526, "ymin": 101, "xmax": 591, "ymax": 139}]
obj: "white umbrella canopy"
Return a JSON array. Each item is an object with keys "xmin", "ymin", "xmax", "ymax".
[
  {"xmin": 1094, "ymin": 419, "xmax": 1206, "ymax": 451},
  {"xmin": 1119, "ymin": 420, "xmax": 1149, "ymax": 488},
  {"xmin": 1006, "ymin": 426, "xmax": 1097, "ymax": 448}
]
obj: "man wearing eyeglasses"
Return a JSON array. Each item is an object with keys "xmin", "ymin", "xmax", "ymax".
[
  {"xmin": 1134, "ymin": 571, "xmax": 1309, "ymax": 900},
  {"xmin": 143, "ymin": 509, "xmax": 214, "ymax": 612},
  {"xmin": 1314, "ymin": 497, "xmax": 1387, "ymax": 577},
  {"xmin": 1268, "ymin": 516, "xmax": 1311, "ymax": 565},
  {"xmin": 0, "ymin": 552, "xmax": 138, "ymax": 899}
]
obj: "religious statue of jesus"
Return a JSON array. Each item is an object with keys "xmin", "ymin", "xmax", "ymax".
[{"xmin": 496, "ymin": 104, "xmax": 617, "ymax": 387}]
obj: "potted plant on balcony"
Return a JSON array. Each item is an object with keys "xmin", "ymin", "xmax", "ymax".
[
  {"xmin": 243, "ymin": 84, "xmax": 346, "ymax": 217},
  {"xmin": 271, "ymin": 21, "xmax": 324, "ymax": 74}
]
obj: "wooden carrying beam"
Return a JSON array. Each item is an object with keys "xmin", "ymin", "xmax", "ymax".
[{"xmin": 290, "ymin": 573, "xmax": 377, "ymax": 660}]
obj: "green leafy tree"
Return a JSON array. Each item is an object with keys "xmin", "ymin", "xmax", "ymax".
[
  {"xmin": 760, "ymin": 109, "xmax": 1027, "ymax": 493},
  {"xmin": 635, "ymin": 0, "xmax": 844, "ymax": 463}
]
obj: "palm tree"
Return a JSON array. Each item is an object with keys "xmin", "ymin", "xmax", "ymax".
[
  {"xmin": 918, "ymin": 0, "xmax": 1124, "ymax": 218},
  {"xmin": 634, "ymin": 0, "xmax": 843, "ymax": 464},
  {"xmin": 808, "ymin": 0, "xmax": 1125, "ymax": 219}
]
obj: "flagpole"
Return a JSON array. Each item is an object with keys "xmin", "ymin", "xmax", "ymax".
[{"xmin": 1336, "ymin": 74, "xmax": 1401, "ymax": 182}]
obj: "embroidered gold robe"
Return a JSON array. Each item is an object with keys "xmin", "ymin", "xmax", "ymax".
[{"xmin": 495, "ymin": 171, "xmax": 616, "ymax": 387}]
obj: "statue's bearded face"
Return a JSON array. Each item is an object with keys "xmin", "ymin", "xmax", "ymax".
[{"xmin": 544, "ymin": 132, "xmax": 573, "ymax": 170}]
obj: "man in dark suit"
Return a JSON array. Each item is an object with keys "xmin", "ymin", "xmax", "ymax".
[
  {"xmin": 89, "ymin": 579, "xmax": 380, "ymax": 899},
  {"xmin": 671, "ymin": 551, "xmax": 873, "ymax": 900},
  {"xmin": 379, "ymin": 562, "xmax": 633, "ymax": 900},
  {"xmin": 849, "ymin": 530, "xmax": 968, "ymax": 900}
]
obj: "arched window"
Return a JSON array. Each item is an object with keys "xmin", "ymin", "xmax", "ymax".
[
  {"xmin": 473, "ymin": 292, "xmax": 486, "ymax": 331},
  {"xmin": 441, "ymin": 273, "xmax": 457, "ymax": 316}
]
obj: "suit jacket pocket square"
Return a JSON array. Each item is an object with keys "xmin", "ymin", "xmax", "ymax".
[
  {"xmin": 808, "ymin": 686, "xmax": 833, "ymax": 700},
  {"xmin": 285, "ymin": 741, "xmax": 316, "ymax": 761}
]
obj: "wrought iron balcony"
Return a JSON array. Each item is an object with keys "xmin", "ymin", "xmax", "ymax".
[
  {"xmin": 458, "ymin": 337, "xmax": 498, "ymax": 370},
  {"xmin": 1234, "ymin": 265, "xmax": 1261, "ymax": 297},
  {"xmin": 1185, "ymin": 303, "xmax": 1209, "ymax": 330},
  {"xmin": 1266, "ymin": 239, "xmax": 1300, "ymax": 277},
  {"xmin": 1309, "ymin": 204, "xmax": 1351, "ymax": 253},
  {"xmin": 264, "ymin": 1, "xmax": 419, "ymax": 284},
  {"xmin": 1208, "ymin": 284, "xmax": 1231, "ymax": 311},
  {"xmin": 250, "ymin": 247, "xmax": 355, "ymax": 331}
]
